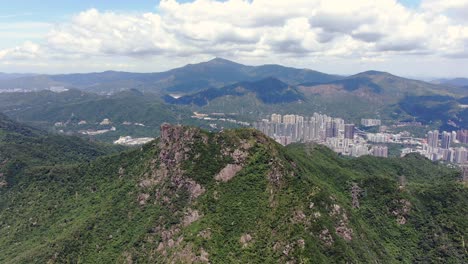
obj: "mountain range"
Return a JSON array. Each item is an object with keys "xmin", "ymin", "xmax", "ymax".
[
  {"xmin": 1, "ymin": 58, "xmax": 468, "ymax": 132},
  {"xmin": 1, "ymin": 59, "xmax": 465, "ymax": 100},
  {"xmin": 432, "ymin": 78, "xmax": 468, "ymax": 87},
  {"xmin": 160, "ymin": 64, "xmax": 467, "ymax": 129},
  {"xmin": 1, "ymin": 117, "xmax": 466, "ymax": 263},
  {"xmin": 0, "ymin": 73, "xmax": 36, "ymax": 81},
  {"xmin": 0, "ymin": 58, "xmax": 341, "ymax": 94}
]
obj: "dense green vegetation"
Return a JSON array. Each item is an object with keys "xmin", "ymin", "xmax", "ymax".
[
  {"xmin": 0, "ymin": 114, "xmax": 121, "ymax": 185},
  {"xmin": 0, "ymin": 89, "xmax": 191, "ymax": 126},
  {"xmin": 0, "ymin": 89, "xmax": 203, "ymax": 142},
  {"xmin": 399, "ymin": 95, "xmax": 467, "ymax": 130},
  {"xmin": 164, "ymin": 77, "xmax": 304, "ymax": 106},
  {"xmin": 1, "ymin": 118, "xmax": 466, "ymax": 263}
]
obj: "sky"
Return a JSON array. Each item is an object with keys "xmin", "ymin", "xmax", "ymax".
[{"xmin": 0, "ymin": 0, "xmax": 467, "ymax": 78}]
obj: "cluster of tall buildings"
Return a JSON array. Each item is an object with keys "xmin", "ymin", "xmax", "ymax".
[
  {"xmin": 366, "ymin": 133, "xmax": 388, "ymax": 143},
  {"xmin": 421, "ymin": 130, "xmax": 467, "ymax": 164},
  {"xmin": 372, "ymin": 145, "xmax": 389, "ymax": 157},
  {"xmin": 254, "ymin": 113, "xmax": 351, "ymax": 143},
  {"xmin": 457, "ymin": 129, "xmax": 468, "ymax": 144},
  {"xmin": 254, "ymin": 113, "xmax": 386, "ymax": 157},
  {"xmin": 254, "ymin": 114, "xmax": 467, "ymax": 164},
  {"xmin": 361, "ymin": 118, "xmax": 381, "ymax": 127}
]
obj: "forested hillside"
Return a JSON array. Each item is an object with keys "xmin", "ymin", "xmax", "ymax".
[{"xmin": 1, "ymin": 122, "xmax": 466, "ymax": 263}]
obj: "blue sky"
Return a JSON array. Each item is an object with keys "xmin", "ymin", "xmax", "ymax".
[
  {"xmin": 0, "ymin": 0, "xmax": 467, "ymax": 77},
  {"xmin": 0, "ymin": 0, "xmax": 421, "ymax": 22},
  {"xmin": 0, "ymin": 0, "xmax": 189, "ymax": 22},
  {"xmin": 398, "ymin": 0, "xmax": 421, "ymax": 8}
]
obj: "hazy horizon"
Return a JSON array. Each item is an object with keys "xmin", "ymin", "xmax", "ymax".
[{"xmin": 0, "ymin": 57, "xmax": 461, "ymax": 82}]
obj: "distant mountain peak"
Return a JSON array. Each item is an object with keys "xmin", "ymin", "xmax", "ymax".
[
  {"xmin": 356, "ymin": 70, "xmax": 392, "ymax": 76},
  {"xmin": 209, "ymin": 57, "xmax": 233, "ymax": 63},
  {"xmin": 204, "ymin": 57, "xmax": 242, "ymax": 66}
]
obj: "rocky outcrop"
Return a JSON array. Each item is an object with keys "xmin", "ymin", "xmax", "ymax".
[
  {"xmin": 139, "ymin": 124, "xmax": 206, "ymax": 201},
  {"xmin": 183, "ymin": 209, "xmax": 201, "ymax": 227},
  {"xmin": 215, "ymin": 164, "xmax": 243, "ymax": 182},
  {"xmin": 216, "ymin": 139, "xmax": 252, "ymax": 182},
  {"xmin": 268, "ymin": 157, "xmax": 287, "ymax": 186},
  {"xmin": 319, "ymin": 229, "xmax": 334, "ymax": 246},
  {"xmin": 136, "ymin": 124, "xmax": 213, "ymax": 262},
  {"xmin": 391, "ymin": 199, "xmax": 411, "ymax": 225},
  {"xmin": 137, "ymin": 193, "xmax": 150, "ymax": 205},
  {"xmin": 330, "ymin": 204, "xmax": 353, "ymax": 241},
  {"xmin": 240, "ymin": 233, "xmax": 253, "ymax": 248}
]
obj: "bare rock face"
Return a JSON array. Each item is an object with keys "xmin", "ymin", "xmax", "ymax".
[
  {"xmin": 391, "ymin": 199, "xmax": 412, "ymax": 225},
  {"xmin": 240, "ymin": 233, "xmax": 253, "ymax": 248},
  {"xmin": 330, "ymin": 204, "xmax": 353, "ymax": 241},
  {"xmin": 231, "ymin": 148, "xmax": 249, "ymax": 164},
  {"xmin": 139, "ymin": 124, "xmax": 206, "ymax": 201},
  {"xmin": 158, "ymin": 123, "xmax": 198, "ymax": 168},
  {"xmin": 291, "ymin": 210, "xmax": 307, "ymax": 224},
  {"xmin": 335, "ymin": 221, "xmax": 353, "ymax": 241},
  {"xmin": 268, "ymin": 157, "xmax": 287, "ymax": 186},
  {"xmin": 159, "ymin": 123, "xmax": 184, "ymax": 146},
  {"xmin": 137, "ymin": 193, "xmax": 150, "ymax": 205},
  {"xmin": 183, "ymin": 209, "xmax": 201, "ymax": 227},
  {"xmin": 198, "ymin": 229, "xmax": 212, "ymax": 239},
  {"xmin": 215, "ymin": 139, "xmax": 252, "ymax": 182},
  {"xmin": 319, "ymin": 229, "xmax": 334, "ymax": 246},
  {"xmin": 199, "ymin": 248, "xmax": 210, "ymax": 262},
  {"xmin": 215, "ymin": 164, "xmax": 243, "ymax": 182},
  {"xmin": 135, "ymin": 124, "xmax": 214, "ymax": 262}
]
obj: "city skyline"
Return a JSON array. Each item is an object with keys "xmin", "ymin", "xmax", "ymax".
[{"xmin": 254, "ymin": 112, "xmax": 467, "ymax": 164}]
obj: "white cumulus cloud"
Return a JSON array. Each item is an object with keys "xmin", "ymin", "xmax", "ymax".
[{"xmin": 0, "ymin": 0, "xmax": 468, "ymax": 74}]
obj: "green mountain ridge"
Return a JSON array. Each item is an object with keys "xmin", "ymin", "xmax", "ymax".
[
  {"xmin": 1, "ymin": 120, "xmax": 466, "ymax": 263},
  {"xmin": 164, "ymin": 77, "xmax": 304, "ymax": 106},
  {"xmin": 0, "ymin": 58, "xmax": 341, "ymax": 94},
  {"xmin": 0, "ymin": 114, "xmax": 120, "ymax": 186},
  {"xmin": 2, "ymin": 59, "xmax": 467, "ymax": 131},
  {"xmin": 0, "ymin": 89, "xmax": 198, "ymax": 142},
  {"xmin": 299, "ymin": 70, "xmax": 463, "ymax": 101},
  {"xmin": 170, "ymin": 70, "xmax": 467, "ymax": 129}
]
